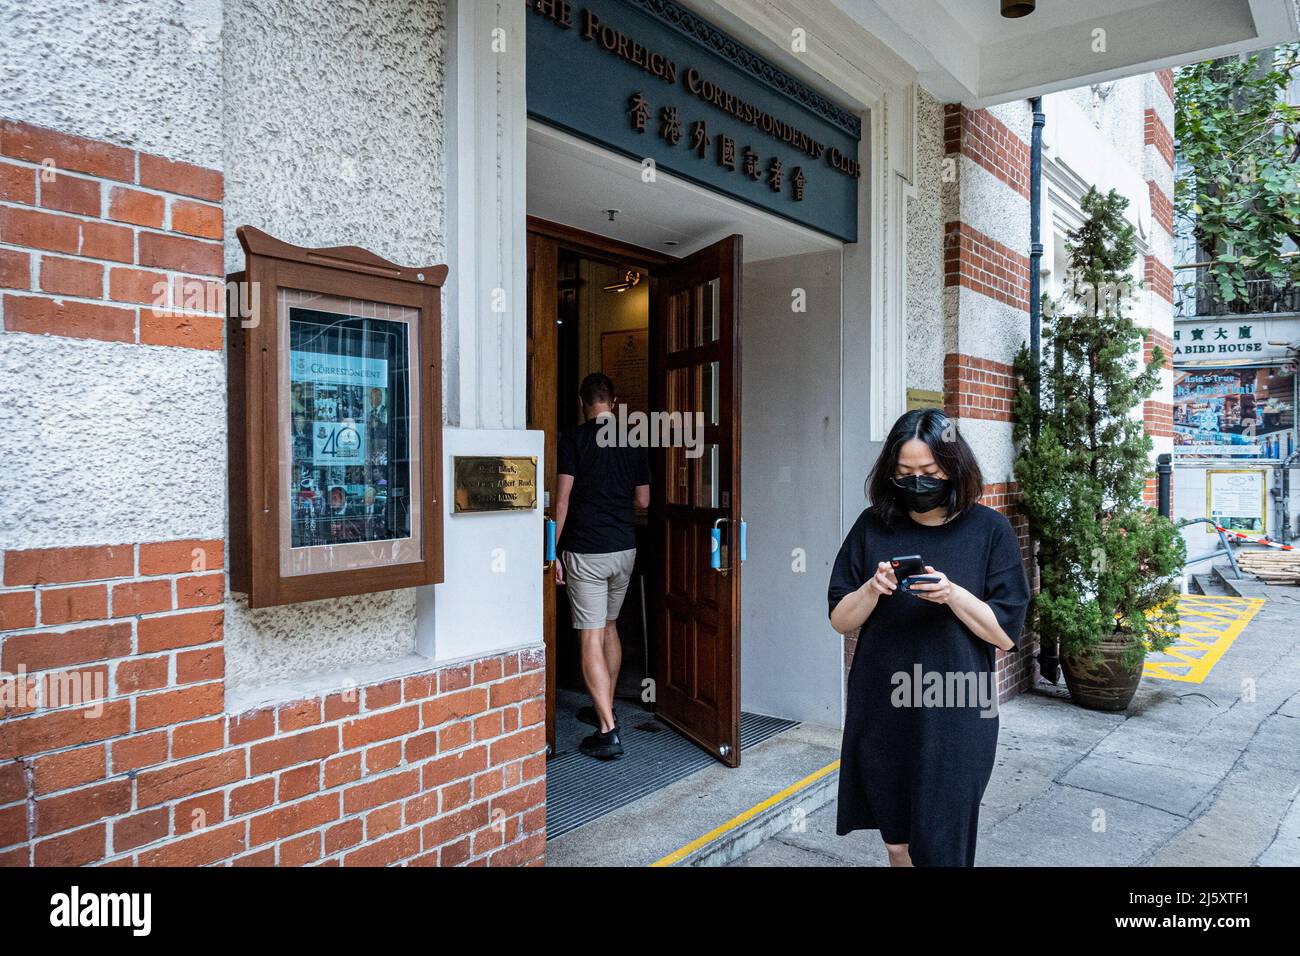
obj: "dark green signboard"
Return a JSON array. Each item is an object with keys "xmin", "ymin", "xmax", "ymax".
[{"xmin": 526, "ymin": 0, "xmax": 862, "ymax": 243}]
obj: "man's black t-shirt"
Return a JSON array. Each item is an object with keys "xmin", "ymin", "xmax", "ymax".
[{"xmin": 557, "ymin": 414, "xmax": 651, "ymax": 554}]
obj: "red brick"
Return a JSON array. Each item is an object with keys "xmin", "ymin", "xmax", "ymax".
[
  {"xmin": 38, "ymin": 583, "xmax": 107, "ymax": 626},
  {"xmin": 438, "ymin": 835, "xmax": 472, "ymax": 866},
  {"xmin": 35, "ymin": 779, "xmax": 131, "ymax": 835},
  {"xmin": 111, "ymin": 579, "xmax": 172, "ymax": 617},
  {"xmin": 277, "ymin": 699, "xmax": 322, "ymax": 733},
  {"xmin": 421, "ymin": 687, "xmax": 488, "ymax": 728},
  {"xmin": 115, "ymin": 655, "xmax": 169, "ymax": 694},
  {"xmin": 172, "ymin": 717, "xmax": 226, "ymax": 758},
  {"xmin": 279, "ymin": 763, "xmax": 321, "ymax": 801},
  {"xmin": 39, "ymin": 172, "xmax": 100, "ymax": 217},
  {"xmin": 323, "ymin": 752, "xmax": 362, "ymax": 789},
  {"xmin": 40, "ymin": 664, "xmax": 108, "ymax": 712},
  {"xmin": 136, "ymin": 683, "xmax": 223, "ymax": 731},
  {"xmin": 421, "ymin": 745, "xmax": 488, "ymax": 790},
  {"xmin": 490, "ymin": 726, "xmax": 545, "ymax": 766},
  {"xmin": 229, "ymin": 778, "xmax": 275, "ymax": 817},
  {"xmin": 0, "ymin": 161, "xmax": 36, "ymax": 205},
  {"xmin": 38, "ymin": 255, "xmax": 102, "ymax": 297},
  {"xmin": 281, "ymin": 831, "xmax": 322, "ymax": 867},
  {"xmin": 174, "ymin": 790, "xmax": 225, "ymax": 833},
  {"xmin": 110, "ymin": 731, "xmax": 168, "ymax": 773},
  {"xmin": 0, "ymin": 762, "xmax": 25, "ymax": 805},
  {"xmin": 229, "ymin": 708, "xmax": 275, "ymax": 744},
  {"xmin": 107, "ymin": 185, "xmax": 164, "ymax": 227},
  {"xmin": 170, "ymin": 199, "xmax": 223, "ymax": 239},
  {"xmin": 325, "ymin": 818, "xmax": 363, "ymax": 855},
  {"xmin": 366, "ymin": 741, "xmax": 403, "ymax": 774},
  {"xmin": 404, "ymin": 792, "xmax": 439, "ymax": 825},
  {"xmin": 1, "ymin": 621, "xmax": 130, "ymax": 673},
  {"xmin": 0, "ymin": 206, "xmax": 132, "ymax": 261},
  {"xmin": 249, "ymin": 726, "xmax": 339, "ymax": 775},
  {"xmin": 488, "ymin": 671, "xmax": 543, "ymax": 709},
  {"xmin": 32, "ymin": 745, "xmax": 105, "ymax": 796},
  {"xmin": 3, "ymin": 544, "xmax": 133, "ymax": 586},
  {"xmin": 112, "ymin": 807, "xmax": 169, "ymax": 852},
  {"xmin": 439, "ymin": 663, "xmax": 472, "ymax": 692},
  {"xmin": 138, "ymin": 153, "xmax": 222, "ymax": 202},
  {"xmin": 171, "ymin": 274, "xmax": 224, "ymax": 314},
  {"xmin": 137, "ymin": 750, "xmax": 245, "ymax": 807},
  {"xmin": 139, "ymin": 539, "xmax": 222, "ymax": 575},
  {"xmin": 176, "ymin": 646, "xmax": 224, "ymax": 685},
  {"xmin": 175, "ymin": 572, "xmax": 224, "ymax": 608},
  {"xmin": 232, "ymin": 847, "xmax": 276, "ymax": 867},
  {"xmin": 0, "ymin": 804, "xmax": 27, "ymax": 847},
  {"xmin": 441, "ymin": 778, "xmax": 472, "ymax": 812},
  {"xmin": 138, "ymin": 230, "xmax": 221, "ymax": 277},
  {"xmin": 473, "ymin": 657, "xmax": 503, "ymax": 684},
  {"xmin": 108, "ymin": 266, "xmax": 169, "ymax": 306},
  {"xmin": 490, "ymin": 831, "xmax": 545, "ymax": 867},
  {"xmin": 341, "ymin": 704, "xmax": 419, "ymax": 749},
  {"xmin": 364, "ymin": 680, "xmax": 402, "ymax": 712},
  {"xmin": 137, "ymin": 608, "xmax": 222, "ymax": 653},
  {"xmin": 0, "ymin": 120, "xmax": 134, "ymax": 181},
  {"xmin": 2, "ymin": 293, "xmax": 134, "ymax": 342},
  {"xmin": 343, "ymin": 769, "xmax": 420, "ymax": 815},
  {"xmin": 0, "ymin": 590, "xmax": 36, "ymax": 630},
  {"xmin": 491, "ymin": 780, "xmax": 545, "ymax": 820},
  {"xmin": 343, "ymin": 827, "xmax": 419, "ymax": 867},
  {"xmin": 137, "ymin": 821, "xmax": 245, "ymax": 866},
  {"xmin": 324, "ymin": 690, "xmax": 360, "ymax": 722},
  {"xmin": 421, "ymin": 802, "xmax": 489, "ymax": 850},
  {"xmin": 248, "ymin": 793, "xmax": 339, "ymax": 847},
  {"xmin": 34, "ymin": 823, "xmax": 107, "ymax": 866},
  {"xmin": 365, "ymin": 803, "xmax": 403, "ymax": 840},
  {"xmin": 0, "ymin": 248, "xmax": 29, "ymax": 289},
  {"xmin": 139, "ymin": 309, "xmax": 224, "ymax": 350}
]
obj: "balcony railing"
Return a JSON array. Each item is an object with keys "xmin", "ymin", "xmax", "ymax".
[{"xmin": 1175, "ymin": 264, "xmax": 1300, "ymax": 318}]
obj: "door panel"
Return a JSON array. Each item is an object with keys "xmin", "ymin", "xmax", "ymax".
[
  {"xmin": 526, "ymin": 233, "xmax": 558, "ymax": 756},
  {"xmin": 650, "ymin": 235, "xmax": 742, "ymax": 767}
]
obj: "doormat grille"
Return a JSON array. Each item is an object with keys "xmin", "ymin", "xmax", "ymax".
[{"xmin": 546, "ymin": 710, "xmax": 798, "ymax": 840}]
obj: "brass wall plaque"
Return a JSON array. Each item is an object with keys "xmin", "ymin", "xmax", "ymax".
[
  {"xmin": 906, "ymin": 388, "xmax": 944, "ymax": 411},
  {"xmin": 453, "ymin": 456, "xmax": 538, "ymax": 513}
]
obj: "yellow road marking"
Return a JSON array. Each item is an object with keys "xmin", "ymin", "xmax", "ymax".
[
  {"xmin": 649, "ymin": 759, "xmax": 841, "ymax": 867},
  {"xmin": 1144, "ymin": 594, "xmax": 1265, "ymax": 684}
]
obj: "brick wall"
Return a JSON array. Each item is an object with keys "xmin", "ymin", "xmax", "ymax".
[
  {"xmin": 943, "ymin": 105, "xmax": 1031, "ymax": 199},
  {"xmin": 0, "ymin": 120, "xmax": 547, "ymax": 868},
  {"xmin": 1144, "ymin": 255, "xmax": 1174, "ymax": 303},
  {"xmin": 943, "ymin": 221, "xmax": 1031, "ymax": 310},
  {"xmin": 0, "ymin": 543, "xmax": 547, "ymax": 867},
  {"xmin": 1, "ymin": 120, "xmax": 224, "ymax": 349},
  {"xmin": 943, "ymin": 354, "xmax": 1017, "ymax": 422},
  {"xmin": 1144, "ymin": 108, "xmax": 1174, "ymax": 169}
]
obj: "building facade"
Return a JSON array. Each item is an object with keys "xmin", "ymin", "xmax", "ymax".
[{"xmin": 2, "ymin": 0, "xmax": 1295, "ymax": 867}]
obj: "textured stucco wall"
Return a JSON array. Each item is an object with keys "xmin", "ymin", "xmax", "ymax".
[
  {"xmin": 221, "ymin": 0, "xmax": 448, "ymax": 694},
  {"xmin": 0, "ymin": 0, "xmax": 224, "ymax": 169},
  {"xmin": 905, "ymin": 88, "xmax": 946, "ymax": 394},
  {"xmin": 0, "ymin": 336, "xmax": 226, "ymax": 550}
]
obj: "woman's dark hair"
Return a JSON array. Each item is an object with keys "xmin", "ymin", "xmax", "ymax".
[{"xmin": 866, "ymin": 409, "xmax": 983, "ymax": 527}]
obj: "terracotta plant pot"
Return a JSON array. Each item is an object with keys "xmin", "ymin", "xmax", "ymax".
[{"xmin": 1062, "ymin": 632, "xmax": 1143, "ymax": 711}]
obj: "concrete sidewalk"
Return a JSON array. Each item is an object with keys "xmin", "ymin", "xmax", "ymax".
[{"xmin": 730, "ymin": 584, "xmax": 1300, "ymax": 867}]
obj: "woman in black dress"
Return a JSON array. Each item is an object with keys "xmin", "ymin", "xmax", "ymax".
[{"xmin": 828, "ymin": 409, "xmax": 1030, "ymax": 867}]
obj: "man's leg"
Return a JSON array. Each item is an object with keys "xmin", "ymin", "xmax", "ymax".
[
  {"xmin": 602, "ymin": 619, "xmax": 622, "ymax": 705},
  {"xmin": 580, "ymin": 627, "xmax": 616, "ymax": 733}
]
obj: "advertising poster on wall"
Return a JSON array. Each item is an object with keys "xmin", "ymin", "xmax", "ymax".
[
  {"xmin": 1206, "ymin": 469, "xmax": 1268, "ymax": 535},
  {"xmin": 1172, "ymin": 363, "xmax": 1296, "ymax": 460}
]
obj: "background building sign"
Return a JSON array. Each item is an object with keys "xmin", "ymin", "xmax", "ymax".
[
  {"xmin": 1206, "ymin": 469, "xmax": 1268, "ymax": 535},
  {"xmin": 527, "ymin": 0, "xmax": 861, "ymax": 242},
  {"xmin": 1174, "ymin": 315, "xmax": 1300, "ymax": 362},
  {"xmin": 1173, "ymin": 363, "xmax": 1297, "ymax": 460}
]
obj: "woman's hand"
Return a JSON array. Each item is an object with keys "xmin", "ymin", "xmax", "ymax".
[
  {"xmin": 909, "ymin": 565, "xmax": 955, "ymax": 604},
  {"xmin": 865, "ymin": 561, "xmax": 898, "ymax": 598}
]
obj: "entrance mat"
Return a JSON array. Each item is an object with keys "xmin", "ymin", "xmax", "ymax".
[{"xmin": 545, "ymin": 706, "xmax": 799, "ymax": 840}]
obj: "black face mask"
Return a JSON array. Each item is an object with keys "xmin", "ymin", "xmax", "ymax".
[{"xmin": 890, "ymin": 474, "xmax": 951, "ymax": 513}]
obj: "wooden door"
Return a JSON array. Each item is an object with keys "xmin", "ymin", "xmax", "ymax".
[
  {"xmin": 526, "ymin": 232, "xmax": 558, "ymax": 755},
  {"xmin": 650, "ymin": 235, "xmax": 743, "ymax": 767}
]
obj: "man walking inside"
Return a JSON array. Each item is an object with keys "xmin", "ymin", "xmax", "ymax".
[{"xmin": 555, "ymin": 373, "xmax": 650, "ymax": 760}]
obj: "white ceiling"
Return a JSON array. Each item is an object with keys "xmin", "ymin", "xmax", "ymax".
[
  {"xmin": 526, "ymin": 121, "xmax": 842, "ymax": 264},
  {"xmin": 828, "ymin": 0, "xmax": 1299, "ymax": 104}
]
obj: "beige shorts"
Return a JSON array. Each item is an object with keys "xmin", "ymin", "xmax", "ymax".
[{"xmin": 563, "ymin": 549, "xmax": 636, "ymax": 629}]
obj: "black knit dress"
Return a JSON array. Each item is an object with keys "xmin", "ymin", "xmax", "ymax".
[{"xmin": 827, "ymin": 504, "xmax": 1030, "ymax": 866}]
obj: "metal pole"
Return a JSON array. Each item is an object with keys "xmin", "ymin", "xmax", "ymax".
[{"xmin": 1157, "ymin": 453, "xmax": 1172, "ymax": 518}]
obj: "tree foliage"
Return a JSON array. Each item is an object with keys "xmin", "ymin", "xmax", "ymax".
[
  {"xmin": 1174, "ymin": 45, "xmax": 1300, "ymax": 302},
  {"xmin": 1014, "ymin": 188, "xmax": 1186, "ymax": 670}
]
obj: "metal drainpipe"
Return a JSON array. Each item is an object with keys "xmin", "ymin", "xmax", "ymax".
[{"xmin": 1028, "ymin": 96, "xmax": 1059, "ymax": 684}]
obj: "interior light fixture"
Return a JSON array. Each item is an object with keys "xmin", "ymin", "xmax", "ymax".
[
  {"xmin": 1001, "ymin": 0, "xmax": 1035, "ymax": 17},
  {"xmin": 603, "ymin": 270, "xmax": 642, "ymax": 294}
]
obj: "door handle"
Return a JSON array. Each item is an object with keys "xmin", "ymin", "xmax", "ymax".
[
  {"xmin": 544, "ymin": 517, "xmax": 556, "ymax": 569},
  {"xmin": 711, "ymin": 517, "xmax": 730, "ymax": 575},
  {"xmin": 739, "ymin": 518, "xmax": 746, "ymax": 563}
]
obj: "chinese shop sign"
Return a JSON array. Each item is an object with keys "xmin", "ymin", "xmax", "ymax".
[{"xmin": 527, "ymin": 0, "xmax": 861, "ymax": 242}]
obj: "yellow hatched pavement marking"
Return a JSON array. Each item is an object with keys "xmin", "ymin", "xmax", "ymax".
[{"xmin": 1143, "ymin": 594, "xmax": 1265, "ymax": 684}]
